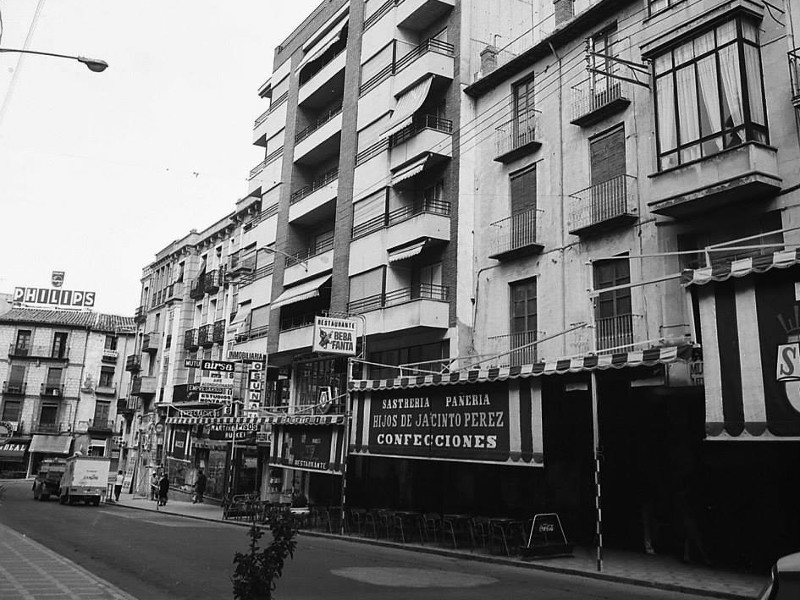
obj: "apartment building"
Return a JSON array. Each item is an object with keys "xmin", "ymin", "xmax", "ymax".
[{"xmin": 0, "ymin": 308, "xmax": 134, "ymax": 477}]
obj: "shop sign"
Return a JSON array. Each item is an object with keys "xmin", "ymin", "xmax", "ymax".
[
  {"xmin": 312, "ymin": 316, "xmax": 356, "ymax": 355},
  {"xmin": 201, "ymin": 372, "xmax": 234, "ymax": 387},
  {"xmin": 0, "ymin": 421, "xmax": 13, "ymax": 444},
  {"xmin": 201, "ymin": 360, "xmax": 235, "ymax": 372},
  {"xmin": 180, "ymin": 408, "xmax": 222, "ymax": 417},
  {"xmin": 14, "ymin": 286, "xmax": 96, "ymax": 307},
  {"xmin": 353, "ymin": 380, "xmax": 544, "ymax": 466},
  {"xmin": 185, "ymin": 359, "xmax": 202, "ymax": 368},
  {"xmin": 227, "ymin": 351, "xmax": 267, "ymax": 362},
  {"xmin": 271, "ymin": 425, "xmax": 343, "ymax": 474},
  {"xmin": 198, "ymin": 392, "xmax": 232, "ymax": 404}
]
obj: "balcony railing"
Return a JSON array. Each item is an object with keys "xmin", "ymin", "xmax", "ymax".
[
  {"xmin": 495, "ymin": 112, "xmax": 541, "ymax": 162},
  {"xmin": 347, "ymin": 284, "xmax": 449, "ymax": 314},
  {"xmin": 88, "ymin": 419, "xmax": 114, "ymax": 432},
  {"xmin": 249, "ymin": 158, "xmax": 267, "ymax": 180},
  {"xmin": 486, "ymin": 330, "xmax": 542, "ymax": 367},
  {"xmin": 571, "ymin": 79, "xmax": 630, "ymax": 126},
  {"xmin": 353, "ymin": 198, "xmax": 451, "ymax": 239},
  {"xmin": 2, "ymin": 381, "xmax": 26, "ymax": 395},
  {"xmin": 395, "ymin": 37, "xmax": 454, "ymax": 73},
  {"xmin": 235, "ymin": 324, "xmax": 269, "ymax": 343},
  {"xmin": 289, "ymin": 168, "xmax": 339, "ymax": 205},
  {"xmin": 595, "ymin": 313, "xmax": 638, "ymax": 352},
  {"xmin": 40, "ymin": 383, "xmax": 64, "ymax": 398},
  {"xmin": 789, "ymin": 49, "xmax": 800, "ymax": 107},
  {"xmin": 299, "ymin": 45, "xmax": 347, "ymax": 86},
  {"xmin": 198, "ymin": 324, "xmax": 213, "ymax": 347},
  {"xmin": 295, "ymin": 104, "xmax": 343, "ymax": 144},
  {"xmin": 184, "ymin": 328, "xmax": 199, "ymax": 350},
  {"xmin": 488, "ymin": 207, "xmax": 543, "ymax": 260},
  {"xmin": 32, "ymin": 421, "xmax": 70, "ymax": 434},
  {"xmin": 213, "ymin": 320, "xmax": 226, "ymax": 343},
  {"xmin": 389, "ymin": 114, "xmax": 453, "ymax": 148},
  {"xmin": 125, "ymin": 354, "xmax": 141, "ymax": 372},
  {"xmin": 285, "ymin": 236, "xmax": 335, "ymax": 268},
  {"xmin": 8, "ymin": 344, "xmax": 70, "ymax": 360},
  {"xmin": 190, "ymin": 276, "xmax": 205, "ymax": 300},
  {"xmin": 94, "ymin": 382, "xmax": 118, "ymax": 396},
  {"xmin": 239, "ymin": 262, "xmax": 274, "ymax": 287},
  {"xmin": 204, "ymin": 268, "xmax": 223, "ymax": 294},
  {"xmin": 569, "ymin": 174, "xmax": 638, "ymax": 235},
  {"xmin": 279, "ymin": 313, "xmax": 318, "ymax": 332},
  {"xmin": 254, "ymin": 107, "xmax": 270, "ymax": 128}
]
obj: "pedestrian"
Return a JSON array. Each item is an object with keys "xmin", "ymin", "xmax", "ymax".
[
  {"xmin": 114, "ymin": 470, "xmax": 124, "ymax": 502},
  {"xmin": 150, "ymin": 471, "xmax": 159, "ymax": 501},
  {"xmin": 193, "ymin": 469, "xmax": 207, "ymax": 504},
  {"xmin": 158, "ymin": 472, "xmax": 169, "ymax": 506}
]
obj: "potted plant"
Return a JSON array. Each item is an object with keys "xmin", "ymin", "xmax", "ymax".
[{"xmin": 232, "ymin": 509, "xmax": 298, "ymax": 600}]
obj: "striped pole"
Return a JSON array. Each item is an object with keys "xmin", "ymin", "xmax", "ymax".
[{"xmin": 590, "ymin": 370, "xmax": 603, "ymax": 572}]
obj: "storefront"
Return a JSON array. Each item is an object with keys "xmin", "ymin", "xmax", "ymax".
[
  {"xmin": 682, "ymin": 250, "xmax": 800, "ymax": 568},
  {"xmin": 0, "ymin": 438, "xmax": 30, "ymax": 478}
]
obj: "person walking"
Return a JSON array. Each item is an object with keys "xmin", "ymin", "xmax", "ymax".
[
  {"xmin": 114, "ymin": 470, "xmax": 124, "ymax": 502},
  {"xmin": 158, "ymin": 472, "xmax": 169, "ymax": 507},
  {"xmin": 193, "ymin": 469, "xmax": 207, "ymax": 504},
  {"xmin": 150, "ymin": 471, "xmax": 159, "ymax": 501}
]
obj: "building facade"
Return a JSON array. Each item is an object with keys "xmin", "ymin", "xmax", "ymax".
[{"xmin": 0, "ymin": 308, "xmax": 135, "ymax": 478}]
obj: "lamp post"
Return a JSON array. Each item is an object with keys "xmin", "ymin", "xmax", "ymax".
[{"xmin": 0, "ymin": 48, "xmax": 108, "ymax": 72}]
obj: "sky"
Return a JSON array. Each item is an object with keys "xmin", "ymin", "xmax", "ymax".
[{"xmin": 0, "ymin": 0, "xmax": 322, "ymax": 316}]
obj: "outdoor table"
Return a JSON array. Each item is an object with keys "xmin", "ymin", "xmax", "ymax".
[
  {"xmin": 393, "ymin": 511, "xmax": 422, "ymax": 543},
  {"xmin": 489, "ymin": 517, "xmax": 526, "ymax": 557},
  {"xmin": 442, "ymin": 514, "xmax": 473, "ymax": 549}
]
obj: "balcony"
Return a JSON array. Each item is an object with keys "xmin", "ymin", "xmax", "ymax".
[
  {"xmin": 298, "ymin": 46, "xmax": 346, "ymax": 107},
  {"xmin": 40, "ymin": 383, "xmax": 64, "ymax": 398},
  {"xmin": 94, "ymin": 382, "xmax": 118, "ymax": 396},
  {"xmin": 165, "ymin": 282, "xmax": 185, "ymax": 303},
  {"xmin": 571, "ymin": 80, "xmax": 631, "ymax": 127},
  {"xmin": 204, "ymin": 268, "xmax": 223, "ymax": 295},
  {"xmin": 277, "ymin": 322, "xmax": 315, "ymax": 353},
  {"xmin": 293, "ymin": 109, "xmax": 343, "ymax": 165},
  {"xmin": 198, "ymin": 324, "xmax": 213, "ymax": 347},
  {"xmin": 190, "ymin": 275, "xmax": 205, "ymax": 300},
  {"xmin": 569, "ymin": 175, "xmax": 638, "ymax": 237},
  {"xmin": 32, "ymin": 421, "xmax": 70, "ymax": 435},
  {"xmin": 488, "ymin": 208, "xmax": 544, "ymax": 261},
  {"xmin": 228, "ymin": 253, "xmax": 256, "ymax": 277},
  {"xmin": 134, "ymin": 305, "xmax": 146, "ymax": 323},
  {"xmin": 131, "ymin": 375, "xmax": 157, "ymax": 396},
  {"xmin": 88, "ymin": 419, "xmax": 114, "ymax": 433},
  {"xmin": 8, "ymin": 344, "xmax": 69, "ymax": 361},
  {"xmin": 396, "ymin": 0, "xmax": 454, "ymax": 31},
  {"xmin": 596, "ymin": 314, "xmax": 640, "ymax": 353},
  {"xmin": 389, "ymin": 115, "xmax": 453, "ymax": 173},
  {"xmin": 494, "ymin": 113, "xmax": 541, "ymax": 163},
  {"xmin": 394, "ymin": 38, "xmax": 454, "ymax": 97},
  {"xmin": 213, "ymin": 320, "xmax": 226, "ymax": 343},
  {"xmin": 789, "ymin": 49, "xmax": 800, "ymax": 108},
  {"xmin": 253, "ymin": 107, "xmax": 270, "ymax": 147},
  {"xmin": 184, "ymin": 328, "xmax": 199, "ymax": 350},
  {"xmin": 485, "ymin": 331, "xmax": 542, "ymax": 367},
  {"xmin": 117, "ymin": 397, "xmax": 136, "ymax": 415},
  {"xmin": 347, "ymin": 285, "xmax": 449, "ymax": 335},
  {"xmin": 648, "ymin": 142, "xmax": 782, "ymax": 219},
  {"xmin": 289, "ymin": 168, "xmax": 339, "ymax": 225},
  {"xmin": 2, "ymin": 381, "xmax": 26, "ymax": 395},
  {"xmin": 142, "ymin": 332, "xmax": 161, "ymax": 353},
  {"xmin": 101, "ymin": 348, "xmax": 119, "ymax": 364},
  {"xmin": 125, "ymin": 354, "xmax": 141, "ymax": 372}
]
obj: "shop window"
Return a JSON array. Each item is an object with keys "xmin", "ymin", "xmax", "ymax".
[{"xmin": 654, "ymin": 17, "xmax": 767, "ymax": 170}]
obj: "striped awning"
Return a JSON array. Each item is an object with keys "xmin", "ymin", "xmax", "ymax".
[
  {"xmin": 348, "ymin": 346, "xmax": 686, "ymax": 391},
  {"xmin": 270, "ymin": 275, "xmax": 331, "ymax": 310},
  {"xmin": 166, "ymin": 415, "xmax": 346, "ymax": 426},
  {"xmin": 681, "ymin": 249, "xmax": 800, "ymax": 286},
  {"xmin": 390, "ymin": 154, "xmax": 429, "ymax": 186},
  {"xmin": 388, "ymin": 239, "xmax": 427, "ymax": 263}
]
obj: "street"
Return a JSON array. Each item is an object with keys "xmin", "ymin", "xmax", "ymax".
[{"xmin": 0, "ymin": 480, "xmax": 720, "ymax": 600}]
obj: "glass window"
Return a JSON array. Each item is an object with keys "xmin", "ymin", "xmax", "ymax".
[
  {"xmin": 1, "ymin": 400, "xmax": 21, "ymax": 421},
  {"xmin": 99, "ymin": 367, "xmax": 115, "ymax": 388},
  {"xmin": 654, "ymin": 16, "xmax": 767, "ymax": 170},
  {"xmin": 104, "ymin": 335, "xmax": 118, "ymax": 351},
  {"xmin": 52, "ymin": 332, "xmax": 68, "ymax": 359},
  {"xmin": 513, "ymin": 75, "xmax": 536, "ymax": 141}
]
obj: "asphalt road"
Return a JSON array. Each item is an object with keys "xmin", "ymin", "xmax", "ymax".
[{"xmin": 0, "ymin": 479, "xmax": 710, "ymax": 600}]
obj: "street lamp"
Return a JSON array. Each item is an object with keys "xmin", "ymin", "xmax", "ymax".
[{"xmin": 0, "ymin": 48, "xmax": 108, "ymax": 72}]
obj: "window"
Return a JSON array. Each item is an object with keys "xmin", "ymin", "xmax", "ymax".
[
  {"xmin": 510, "ymin": 166, "xmax": 538, "ymax": 248},
  {"xmin": 39, "ymin": 404, "xmax": 58, "ymax": 426},
  {"xmin": 590, "ymin": 125, "xmax": 627, "ymax": 221},
  {"xmin": 7, "ymin": 365, "xmax": 25, "ymax": 393},
  {"xmin": 45, "ymin": 367, "xmax": 63, "ymax": 393},
  {"xmin": 348, "ymin": 268, "xmax": 385, "ymax": 313},
  {"xmin": 513, "ymin": 75, "xmax": 536, "ymax": 141},
  {"xmin": 352, "ymin": 189, "xmax": 387, "ymax": 238},
  {"xmin": 649, "ymin": 0, "xmax": 682, "ymax": 15},
  {"xmin": 52, "ymin": 332, "xmax": 68, "ymax": 359},
  {"xmin": 591, "ymin": 26, "xmax": 617, "ymax": 96},
  {"xmin": 1, "ymin": 400, "xmax": 21, "ymax": 421},
  {"xmin": 368, "ymin": 342, "xmax": 449, "ymax": 379},
  {"xmin": 104, "ymin": 335, "xmax": 118, "ymax": 351},
  {"xmin": 93, "ymin": 401, "xmax": 111, "ymax": 424},
  {"xmin": 594, "ymin": 257, "xmax": 632, "ymax": 350},
  {"xmin": 416, "ymin": 262, "xmax": 444, "ymax": 300},
  {"xmin": 510, "ymin": 279, "xmax": 538, "ymax": 364},
  {"xmin": 654, "ymin": 17, "xmax": 767, "ymax": 170},
  {"xmin": 99, "ymin": 367, "xmax": 115, "ymax": 388},
  {"xmin": 15, "ymin": 330, "xmax": 31, "ymax": 355}
]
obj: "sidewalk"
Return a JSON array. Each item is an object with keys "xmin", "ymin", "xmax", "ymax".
[
  {"xmin": 112, "ymin": 492, "xmax": 765, "ymax": 599},
  {"xmin": 0, "ymin": 521, "xmax": 137, "ymax": 600}
]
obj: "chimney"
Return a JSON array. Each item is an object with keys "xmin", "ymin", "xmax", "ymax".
[
  {"xmin": 480, "ymin": 45, "xmax": 499, "ymax": 75},
  {"xmin": 553, "ymin": 0, "xmax": 574, "ymax": 27}
]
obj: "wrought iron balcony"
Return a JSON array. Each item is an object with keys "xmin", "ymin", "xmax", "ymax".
[
  {"xmin": 213, "ymin": 320, "xmax": 226, "ymax": 343},
  {"xmin": 284, "ymin": 236, "xmax": 335, "ymax": 268},
  {"xmin": 198, "ymin": 324, "xmax": 214, "ymax": 347},
  {"xmin": 204, "ymin": 268, "xmax": 224, "ymax": 295},
  {"xmin": 571, "ymin": 79, "xmax": 631, "ymax": 127},
  {"xmin": 595, "ymin": 313, "xmax": 640, "ymax": 352},
  {"xmin": 8, "ymin": 344, "xmax": 69, "ymax": 360},
  {"xmin": 125, "ymin": 354, "xmax": 141, "ymax": 372},
  {"xmin": 184, "ymin": 328, "xmax": 199, "ymax": 350},
  {"xmin": 94, "ymin": 382, "xmax": 118, "ymax": 396},
  {"xmin": 117, "ymin": 397, "xmax": 136, "ymax": 415},
  {"xmin": 2, "ymin": 381, "xmax": 26, "ymax": 395},
  {"xmin": 395, "ymin": 37, "xmax": 454, "ymax": 73},
  {"xmin": 494, "ymin": 112, "xmax": 541, "ymax": 163},
  {"xmin": 40, "ymin": 383, "xmax": 64, "ymax": 398},
  {"xmin": 388, "ymin": 114, "xmax": 453, "ymax": 149},
  {"xmin": 488, "ymin": 208, "xmax": 544, "ymax": 261},
  {"xmin": 88, "ymin": 419, "xmax": 114, "ymax": 432},
  {"xmin": 569, "ymin": 174, "xmax": 638, "ymax": 237},
  {"xmin": 32, "ymin": 421, "xmax": 70, "ymax": 434},
  {"xmin": 290, "ymin": 168, "xmax": 339, "ymax": 205},
  {"xmin": 295, "ymin": 104, "xmax": 343, "ymax": 144},
  {"xmin": 190, "ymin": 275, "xmax": 205, "ymax": 300},
  {"xmin": 347, "ymin": 284, "xmax": 449, "ymax": 314},
  {"xmin": 486, "ymin": 331, "xmax": 542, "ymax": 367}
]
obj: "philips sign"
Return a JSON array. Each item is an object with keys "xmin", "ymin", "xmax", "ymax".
[{"xmin": 14, "ymin": 287, "xmax": 96, "ymax": 308}]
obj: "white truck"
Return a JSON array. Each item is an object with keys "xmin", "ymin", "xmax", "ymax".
[{"xmin": 59, "ymin": 456, "xmax": 111, "ymax": 506}]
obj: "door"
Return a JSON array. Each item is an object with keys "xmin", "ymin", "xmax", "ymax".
[
  {"xmin": 594, "ymin": 258, "xmax": 632, "ymax": 350},
  {"xmin": 45, "ymin": 367, "xmax": 63, "ymax": 396},
  {"xmin": 510, "ymin": 279, "xmax": 538, "ymax": 365},
  {"xmin": 39, "ymin": 404, "xmax": 58, "ymax": 427},
  {"xmin": 513, "ymin": 75, "xmax": 536, "ymax": 145},
  {"xmin": 15, "ymin": 330, "xmax": 31, "ymax": 356},
  {"xmin": 8, "ymin": 364, "xmax": 26, "ymax": 393},
  {"xmin": 590, "ymin": 125, "xmax": 626, "ymax": 222},
  {"xmin": 52, "ymin": 332, "xmax": 68, "ymax": 359},
  {"xmin": 416, "ymin": 262, "xmax": 443, "ymax": 300},
  {"xmin": 510, "ymin": 167, "xmax": 537, "ymax": 250},
  {"xmin": 93, "ymin": 401, "xmax": 111, "ymax": 429}
]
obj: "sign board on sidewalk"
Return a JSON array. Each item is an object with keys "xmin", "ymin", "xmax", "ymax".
[{"xmin": 312, "ymin": 316, "xmax": 356, "ymax": 355}]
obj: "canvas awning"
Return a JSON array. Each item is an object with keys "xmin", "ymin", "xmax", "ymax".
[
  {"xmin": 348, "ymin": 345, "xmax": 688, "ymax": 391},
  {"xmin": 681, "ymin": 249, "xmax": 800, "ymax": 286},
  {"xmin": 29, "ymin": 434, "xmax": 71, "ymax": 455},
  {"xmin": 230, "ymin": 303, "xmax": 252, "ymax": 335},
  {"xmin": 388, "ymin": 240, "xmax": 428, "ymax": 263},
  {"xmin": 381, "ymin": 76, "xmax": 433, "ymax": 138},
  {"xmin": 166, "ymin": 415, "xmax": 345, "ymax": 426},
  {"xmin": 270, "ymin": 275, "xmax": 331, "ymax": 310},
  {"xmin": 297, "ymin": 15, "xmax": 348, "ymax": 70},
  {"xmin": 390, "ymin": 154, "xmax": 430, "ymax": 186}
]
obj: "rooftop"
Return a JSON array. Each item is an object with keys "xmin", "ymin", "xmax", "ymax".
[{"xmin": 0, "ymin": 308, "xmax": 136, "ymax": 334}]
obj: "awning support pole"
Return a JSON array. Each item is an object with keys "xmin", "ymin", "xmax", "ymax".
[
  {"xmin": 340, "ymin": 357, "xmax": 353, "ymax": 535},
  {"xmin": 588, "ymin": 265, "xmax": 603, "ymax": 573}
]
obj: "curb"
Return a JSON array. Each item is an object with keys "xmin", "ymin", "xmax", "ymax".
[{"xmin": 110, "ymin": 502, "xmax": 756, "ymax": 600}]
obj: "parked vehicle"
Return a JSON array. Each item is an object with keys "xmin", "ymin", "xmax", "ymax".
[
  {"xmin": 32, "ymin": 459, "xmax": 66, "ymax": 501},
  {"xmin": 758, "ymin": 552, "xmax": 800, "ymax": 600},
  {"xmin": 58, "ymin": 456, "xmax": 110, "ymax": 506}
]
